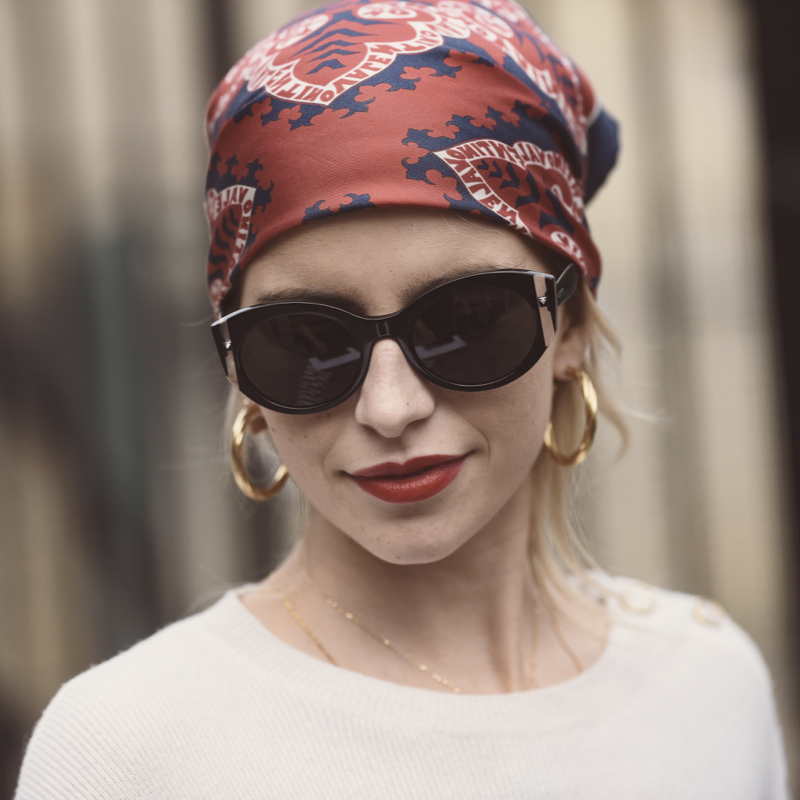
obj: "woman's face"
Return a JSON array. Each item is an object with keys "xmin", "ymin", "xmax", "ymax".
[{"xmin": 239, "ymin": 208, "xmax": 586, "ymax": 564}]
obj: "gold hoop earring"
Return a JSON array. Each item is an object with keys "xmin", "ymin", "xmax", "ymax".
[
  {"xmin": 230, "ymin": 403, "xmax": 289, "ymax": 501},
  {"xmin": 543, "ymin": 368, "xmax": 598, "ymax": 466}
]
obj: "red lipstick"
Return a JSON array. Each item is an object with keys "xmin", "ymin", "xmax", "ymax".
[{"xmin": 350, "ymin": 455, "xmax": 467, "ymax": 503}]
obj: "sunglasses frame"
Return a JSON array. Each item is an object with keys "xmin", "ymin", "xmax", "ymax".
[{"xmin": 211, "ymin": 263, "xmax": 579, "ymax": 415}]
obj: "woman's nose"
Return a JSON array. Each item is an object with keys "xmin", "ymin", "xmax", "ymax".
[{"xmin": 354, "ymin": 338, "xmax": 436, "ymax": 438}]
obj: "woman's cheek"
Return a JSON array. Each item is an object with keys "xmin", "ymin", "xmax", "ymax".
[
  {"xmin": 459, "ymin": 369, "xmax": 552, "ymax": 473},
  {"xmin": 260, "ymin": 411, "xmax": 330, "ymax": 487}
]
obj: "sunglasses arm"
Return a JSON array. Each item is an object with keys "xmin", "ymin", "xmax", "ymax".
[
  {"xmin": 534, "ymin": 262, "xmax": 578, "ymax": 346},
  {"xmin": 555, "ymin": 262, "xmax": 579, "ymax": 307},
  {"xmin": 211, "ymin": 318, "xmax": 239, "ymax": 385}
]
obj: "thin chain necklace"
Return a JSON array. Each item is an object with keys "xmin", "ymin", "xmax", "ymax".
[
  {"xmin": 270, "ymin": 575, "xmax": 339, "ymax": 665},
  {"xmin": 269, "ymin": 572, "xmax": 569, "ymax": 694},
  {"xmin": 302, "ymin": 570, "xmax": 464, "ymax": 693}
]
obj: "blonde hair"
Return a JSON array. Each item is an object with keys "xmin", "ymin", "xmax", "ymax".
[{"xmin": 528, "ymin": 279, "xmax": 627, "ymax": 614}]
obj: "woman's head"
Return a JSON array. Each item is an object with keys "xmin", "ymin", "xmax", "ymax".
[{"xmin": 208, "ymin": 0, "xmax": 622, "ymax": 582}]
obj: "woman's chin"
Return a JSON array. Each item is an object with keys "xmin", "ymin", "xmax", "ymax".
[{"xmin": 352, "ymin": 525, "xmax": 476, "ymax": 566}]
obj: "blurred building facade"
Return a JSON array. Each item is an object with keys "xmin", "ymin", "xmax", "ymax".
[{"xmin": 0, "ymin": 0, "xmax": 796, "ymax": 795}]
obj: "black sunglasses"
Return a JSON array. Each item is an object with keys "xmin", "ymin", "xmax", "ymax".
[{"xmin": 211, "ymin": 263, "xmax": 579, "ymax": 415}]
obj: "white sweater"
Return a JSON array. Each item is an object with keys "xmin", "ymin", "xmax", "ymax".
[{"xmin": 15, "ymin": 577, "xmax": 790, "ymax": 799}]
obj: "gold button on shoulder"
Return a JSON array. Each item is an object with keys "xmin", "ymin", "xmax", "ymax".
[
  {"xmin": 692, "ymin": 596, "xmax": 726, "ymax": 627},
  {"xmin": 619, "ymin": 581, "xmax": 657, "ymax": 614}
]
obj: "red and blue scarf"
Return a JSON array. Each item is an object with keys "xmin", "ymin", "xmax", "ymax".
[{"xmin": 205, "ymin": 0, "xmax": 619, "ymax": 314}]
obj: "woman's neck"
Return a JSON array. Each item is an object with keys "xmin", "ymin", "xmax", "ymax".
[{"xmin": 243, "ymin": 484, "xmax": 608, "ymax": 694}]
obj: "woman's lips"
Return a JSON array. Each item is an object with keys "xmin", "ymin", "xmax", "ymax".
[{"xmin": 350, "ymin": 454, "xmax": 468, "ymax": 503}]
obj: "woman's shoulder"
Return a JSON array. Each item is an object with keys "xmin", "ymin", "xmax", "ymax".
[
  {"xmin": 15, "ymin": 589, "xmax": 260, "ymax": 798},
  {"xmin": 598, "ymin": 574, "xmax": 777, "ymax": 704},
  {"xmin": 554, "ymin": 575, "xmax": 789, "ymax": 798},
  {"xmin": 600, "ymin": 574, "xmax": 764, "ymax": 655},
  {"xmin": 602, "ymin": 574, "xmax": 760, "ymax": 644},
  {"xmin": 51, "ymin": 590, "xmax": 241, "ymax": 697}
]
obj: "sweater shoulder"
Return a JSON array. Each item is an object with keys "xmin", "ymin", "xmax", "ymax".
[
  {"xmin": 52, "ymin": 599, "xmax": 228, "ymax": 701},
  {"xmin": 15, "ymin": 597, "xmax": 239, "ymax": 799},
  {"xmin": 602, "ymin": 575, "xmax": 776, "ymax": 698}
]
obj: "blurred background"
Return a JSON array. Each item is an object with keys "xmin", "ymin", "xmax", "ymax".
[{"xmin": 1, "ymin": 0, "xmax": 798, "ymax": 795}]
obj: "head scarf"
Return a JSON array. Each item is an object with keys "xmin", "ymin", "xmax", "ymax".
[{"xmin": 205, "ymin": 0, "xmax": 619, "ymax": 314}]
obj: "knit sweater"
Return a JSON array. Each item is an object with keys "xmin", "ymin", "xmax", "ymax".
[{"xmin": 15, "ymin": 577, "xmax": 789, "ymax": 799}]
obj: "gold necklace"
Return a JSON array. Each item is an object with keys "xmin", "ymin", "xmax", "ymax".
[
  {"xmin": 302, "ymin": 570, "xmax": 464, "ymax": 694},
  {"xmin": 270, "ymin": 571, "xmax": 552, "ymax": 694},
  {"xmin": 270, "ymin": 575, "xmax": 339, "ymax": 665}
]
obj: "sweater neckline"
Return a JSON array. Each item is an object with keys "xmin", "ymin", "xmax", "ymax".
[{"xmin": 199, "ymin": 579, "xmax": 648, "ymax": 734}]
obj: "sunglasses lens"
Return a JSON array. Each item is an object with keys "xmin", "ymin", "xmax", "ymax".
[
  {"xmin": 240, "ymin": 313, "xmax": 363, "ymax": 409},
  {"xmin": 412, "ymin": 286, "xmax": 537, "ymax": 385}
]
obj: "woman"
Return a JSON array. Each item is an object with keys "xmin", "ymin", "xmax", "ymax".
[{"xmin": 16, "ymin": 1, "xmax": 789, "ymax": 797}]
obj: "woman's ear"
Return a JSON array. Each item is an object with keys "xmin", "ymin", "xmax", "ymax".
[{"xmin": 551, "ymin": 311, "xmax": 589, "ymax": 381}]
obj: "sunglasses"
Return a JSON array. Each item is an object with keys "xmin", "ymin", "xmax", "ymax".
[{"xmin": 211, "ymin": 263, "xmax": 578, "ymax": 414}]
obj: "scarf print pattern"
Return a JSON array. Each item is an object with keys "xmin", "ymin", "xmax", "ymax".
[{"xmin": 205, "ymin": 0, "xmax": 619, "ymax": 314}]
